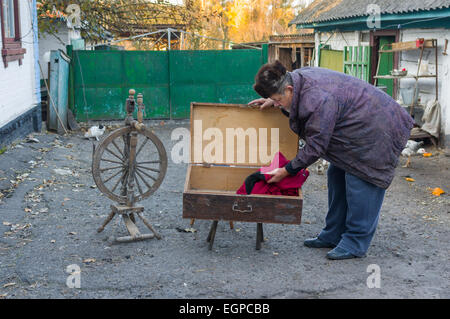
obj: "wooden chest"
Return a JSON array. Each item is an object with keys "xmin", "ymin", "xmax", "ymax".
[{"xmin": 183, "ymin": 103, "xmax": 303, "ymax": 249}]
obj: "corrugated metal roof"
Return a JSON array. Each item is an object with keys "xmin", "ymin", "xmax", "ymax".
[
  {"xmin": 290, "ymin": 0, "xmax": 450, "ymax": 25},
  {"xmin": 270, "ymin": 29, "xmax": 315, "ymax": 38}
]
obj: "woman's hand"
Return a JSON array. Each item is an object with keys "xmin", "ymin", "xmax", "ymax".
[
  {"xmin": 248, "ymin": 98, "xmax": 275, "ymax": 110},
  {"xmin": 266, "ymin": 167, "xmax": 290, "ymax": 183}
]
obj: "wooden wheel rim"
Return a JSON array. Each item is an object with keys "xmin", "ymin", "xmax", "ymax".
[{"xmin": 92, "ymin": 127, "xmax": 168, "ymax": 203}]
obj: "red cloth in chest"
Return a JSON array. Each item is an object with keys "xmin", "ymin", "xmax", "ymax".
[{"xmin": 236, "ymin": 152, "xmax": 309, "ymax": 196}]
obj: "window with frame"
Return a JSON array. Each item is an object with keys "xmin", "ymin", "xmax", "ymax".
[{"xmin": 0, "ymin": 0, "xmax": 26, "ymax": 67}]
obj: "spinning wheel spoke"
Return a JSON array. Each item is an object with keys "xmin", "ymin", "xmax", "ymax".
[
  {"xmin": 136, "ymin": 170, "xmax": 153, "ymax": 190},
  {"xmin": 100, "ymin": 165, "xmax": 124, "ymax": 172},
  {"xmin": 111, "ymin": 139, "xmax": 125, "ymax": 158},
  {"xmin": 136, "ymin": 137, "xmax": 149, "ymax": 157},
  {"xmin": 105, "ymin": 147, "xmax": 124, "ymax": 162},
  {"xmin": 103, "ymin": 168, "xmax": 124, "ymax": 184},
  {"xmin": 136, "ymin": 167, "xmax": 157, "ymax": 182},
  {"xmin": 134, "ymin": 174, "xmax": 144, "ymax": 195},
  {"xmin": 138, "ymin": 160, "xmax": 161, "ymax": 165},
  {"xmin": 119, "ymin": 170, "xmax": 130, "ymax": 195},
  {"xmin": 101, "ymin": 158, "xmax": 123, "ymax": 165},
  {"xmin": 136, "ymin": 165, "xmax": 160, "ymax": 173},
  {"xmin": 111, "ymin": 168, "xmax": 128, "ymax": 193}
]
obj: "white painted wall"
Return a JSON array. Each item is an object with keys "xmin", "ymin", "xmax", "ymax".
[
  {"xmin": 38, "ymin": 22, "xmax": 70, "ymax": 79},
  {"xmin": 318, "ymin": 31, "xmax": 361, "ymax": 50},
  {"xmin": 0, "ymin": 0, "xmax": 37, "ymax": 128}
]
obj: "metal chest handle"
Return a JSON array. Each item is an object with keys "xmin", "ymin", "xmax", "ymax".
[{"xmin": 232, "ymin": 202, "xmax": 253, "ymax": 213}]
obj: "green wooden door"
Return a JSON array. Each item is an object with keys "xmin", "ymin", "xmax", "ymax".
[
  {"xmin": 344, "ymin": 46, "xmax": 371, "ymax": 82},
  {"xmin": 378, "ymin": 36, "xmax": 395, "ymax": 96}
]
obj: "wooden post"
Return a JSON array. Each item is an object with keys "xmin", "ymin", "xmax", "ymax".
[
  {"xmin": 435, "ymin": 39, "xmax": 438, "ymax": 102},
  {"xmin": 256, "ymin": 223, "xmax": 264, "ymax": 250},
  {"xmin": 206, "ymin": 221, "xmax": 218, "ymax": 250},
  {"xmin": 137, "ymin": 213, "xmax": 162, "ymax": 240},
  {"xmin": 300, "ymin": 47, "xmax": 305, "ymax": 68},
  {"xmin": 97, "ymin": 211, "xmax": 115, "ymax": 233}
]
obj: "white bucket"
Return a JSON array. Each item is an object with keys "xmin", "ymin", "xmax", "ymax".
[{"xmin": 400, "ymin": 86, "xmax": 419, "ymax": 105}]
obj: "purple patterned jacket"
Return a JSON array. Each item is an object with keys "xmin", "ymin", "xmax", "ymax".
[{"xmin": 286, "ymin": 67, "xmax": 414, "ymax": 189}]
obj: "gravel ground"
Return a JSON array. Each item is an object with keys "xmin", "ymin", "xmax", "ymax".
[{"xmin": 0, "ymin": 121, "xmax": 449, "ymax": 299}]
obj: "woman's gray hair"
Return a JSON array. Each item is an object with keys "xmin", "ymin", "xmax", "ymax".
[
  {"xmin": 253, "ymin": 61, "xmax": 292, "ymax": 98},
  {"xmin": 274, "ymin": 72, "xmax": 293, "ymax": 95}
]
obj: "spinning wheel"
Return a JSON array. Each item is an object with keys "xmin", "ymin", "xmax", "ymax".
[
  {"xmin": 92, "ymin": 126, "xmax": 167, "ymax": 204},
  {"xmin": 93, "ymin": 89, "xmax": 168, "ymax": 242}
]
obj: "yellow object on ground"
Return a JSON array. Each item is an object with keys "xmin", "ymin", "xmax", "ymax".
[
  {"xmin": 405, "ymin": 177, "xmax": 415, "ymax": 182},
  {"xmin": 431, "ymin": 188, "xmax": 445, "ymax": 196}
]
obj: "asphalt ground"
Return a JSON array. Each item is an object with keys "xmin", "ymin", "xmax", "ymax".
[{"xmin": 0, "ymin": 121, "xmax": 449, "ymax": 298}]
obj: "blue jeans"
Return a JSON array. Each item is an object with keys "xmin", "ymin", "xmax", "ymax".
[{"xmin": 318, "ymin": 164, "xmax": 386, "ymax": 257}]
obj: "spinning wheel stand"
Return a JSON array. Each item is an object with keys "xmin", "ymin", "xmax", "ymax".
[{"xmin": 92, "ymin": 90, "xmax": 168, "ymax": 243}]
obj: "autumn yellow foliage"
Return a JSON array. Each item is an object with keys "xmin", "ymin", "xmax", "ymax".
[
  {"xmin": 38, "ymin": 0, "xmax": 298, "ymax": 49},
  {"xmin": 199, "ymin": 0, "xmax": 296, "ymax": 46}
]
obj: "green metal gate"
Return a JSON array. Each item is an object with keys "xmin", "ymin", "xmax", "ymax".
[{"xmin": 69, "ymin": 46, "xmax": 267, "ymax": 121}]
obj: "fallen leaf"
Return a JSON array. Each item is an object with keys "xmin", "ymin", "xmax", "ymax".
[
  {"xmin": 11, "ymin": 223, "xmax": 30, "ymax": 231},
  {"xmin": 83, "ymin": 258, "xmax": 96, "ymax": 264},
  {"xmin": 194, "ymin": 269, "xmax": 208, "ymax": 272},
  {"xmin": 273, "ymin": 252, "xmax": 279, "ymax": 256},
  {"xmin": 50, "ymin": 239, "xmax": 56, "ymax": 243},
  {"xmin": 405, "ymin": 177, "xmax": 415, "ymax": 182},
  {"xmin": 2, "ymin": 221, "xmax": 11, "ymax": 226},
  {"xmin": 53, "ymin": 168, "xmax": 73, "ymax": 176},
  {"xmin": 423, "ymin": 153, "xmax": 432, "ymax": 157},
  {"xmin": 3, "ymin": 282, "xmax": 16, "ymax": 288},
  {"xmin": 68, "ymin": 232, "xmax": 77, "ymax": 235},
  {"xmin": 431, "ymin": 188, "xmax": 445, "ymax": 196}
]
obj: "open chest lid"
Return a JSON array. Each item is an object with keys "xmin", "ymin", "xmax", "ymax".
[{"xmin": 190, "ymin": 103, "xmax": 299, "ymax": 167}]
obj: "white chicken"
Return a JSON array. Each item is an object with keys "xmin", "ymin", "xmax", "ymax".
[
  {"xmin": 84, "ymin": 125, "xmax": 105, "ymax": 141},
  {"xmin": 315, "ymin": 159, "xmax": 330, "ymax": 175},
  {"xmin": 416, "ymin": 148, "xmax": 426, "ymax": 155},
  {"xmin": 401, "ymin": 140, "xmax": 424, "ymax": 167}
]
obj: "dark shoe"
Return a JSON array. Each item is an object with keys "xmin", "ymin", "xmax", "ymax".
[
  {"xmin": 304, "ymin": 237, "xmax": 336, "ymax": 248},
  {"xmin": 326, "ymin": 247, "xmax": 358, "ymax": 260}
]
